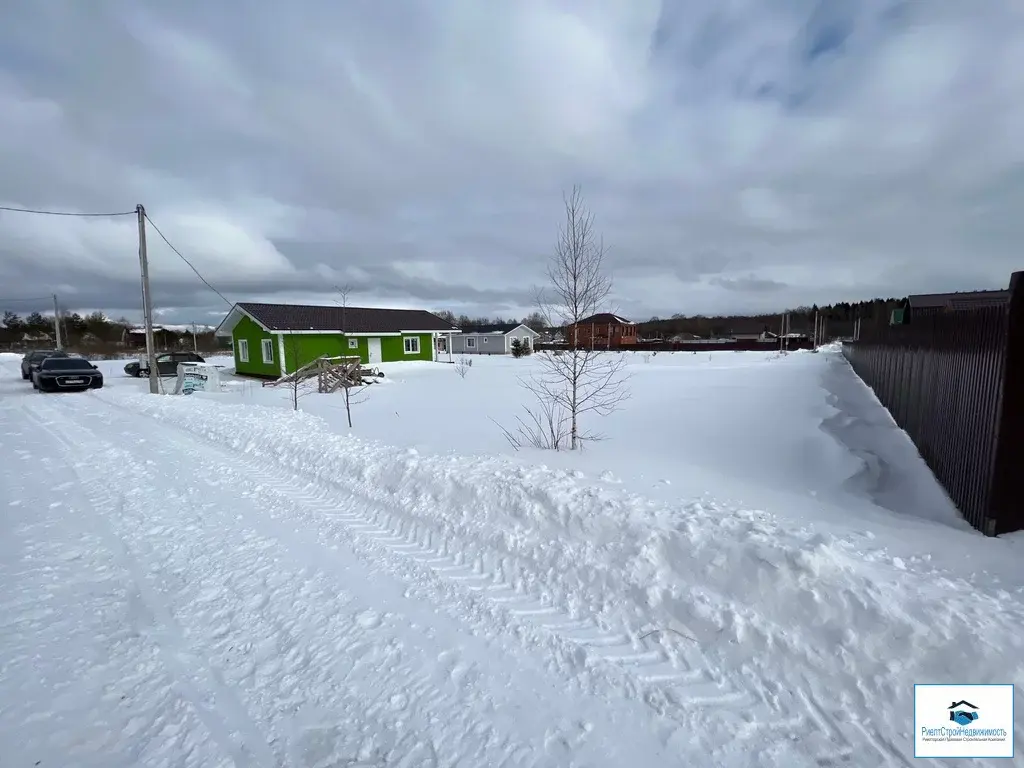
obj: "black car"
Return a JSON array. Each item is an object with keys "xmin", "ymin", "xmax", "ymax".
[
  {"xmin": 32, "ymin": 356, "xmax": 104, "ymax": 392},
  {"xmin": 21, "ymin": 349, "xmax": 69, "ymax": 379},
  {"xmin": 124, "ymin": 351, "xmax": 206, "ymax": 378}
]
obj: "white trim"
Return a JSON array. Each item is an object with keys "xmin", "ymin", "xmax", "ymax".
[
  {"xmin": 501, "ymin": 324, "xmax": 537, "ymax": 337},
  {"xmin": 215, "ymin": 304, "xmax": 271, "ymax": 337},
  {"xmin": 237, "ymin": 338, "xmax": 250, "ymax": 363},
  {"xmin": 277, "ymin": 334, "xmax": 286, "ymax": 376},
  {"xmin": 347, "ymin": 337, "xmax": 359, "ymax": 349},
  {"xmin": 261, "ymin": 338, "xmax": 274, "ymax": 364},
  {"xmin": 403, "ymin": 336, "xmax": 421, "ymax": 355},
  {"xmin": 466, "ymin": 337, "xmax": 476, "ymax": 349},
  {"xmin": 213, "ymin": 305, "xmax": 244, "ymax": 337},
  {"xmin": 275, "ymin": 328, "xmax": 461, "ymax": 337},
  {"xmin": 276, "ymin": 330, "xmax": 399, "ymax": 336},
  {"xmin": 216, "ymin": 304, "xmax": 464, "ymax": 338},
  {"xmin": 400, "ymin": 329, "xmax": 462, "ymax": 334}
]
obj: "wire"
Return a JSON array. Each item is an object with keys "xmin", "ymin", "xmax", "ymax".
[
  {"xmin": 143, "ymin": 213, "xmax": 233, "ymax": 307},
  {"xmin": 0, "ymin": 204, "xmax": 136, "ymax": 217},
  {"xmin": 0, "ymin": 296, "xmax": 52, "ymax": 303}
]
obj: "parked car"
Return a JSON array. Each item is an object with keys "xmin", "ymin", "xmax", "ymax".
[
  {"xmin": 32, "ymin": 356, "xmax": 104, "ymax": 392},
  {"xmin": 21, "ymin": 349, "xmax": 69, "ymax": 380},
  {"xmin": 124, "ymin": 351, "xmax": 206, "ymax": 378}
]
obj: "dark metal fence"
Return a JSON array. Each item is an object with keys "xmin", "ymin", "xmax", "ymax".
[
  {"xmin": 535, "ymin": 338, "xmax": 813, "ymax": 353},
  {"xmin": 842, "ymin": 271, "xmax": 1024, "ymax": 535}
]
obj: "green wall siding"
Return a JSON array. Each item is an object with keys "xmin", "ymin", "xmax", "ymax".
[
  {"xmin": 281, "ymin": 333, "xmax": 434, "ymax": 368},
  {"xmin": 280, "ymin": 334, "xmax": 358, "ymax": 374},
  {"xmin": 233, "ymin": 316, "xmax": 280, "ymax": 377},
  {"xmin": 231, "ymin": 316, "xmax": 435, "ymax": 377},
  {"xmin": 381, "ymin": 334, "xmax": 433, "ymax": 362}
]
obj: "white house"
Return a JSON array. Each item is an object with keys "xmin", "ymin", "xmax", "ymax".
[{"xmin": 450, "ymin": 323, "xmax": 540, "ymax": 355}]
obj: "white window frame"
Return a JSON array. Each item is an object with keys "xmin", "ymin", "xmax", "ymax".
[
  {"xmin": 261, "ymin": 338, "xmax": 274, "ymax": 364},
  {"xmin": 237, "ymin": 338, "xmax": 249, "ymax": 363},
  {"xmin": 521, "ymin": 336, "xmax": 531, "ymax": 346},
  {"xmin": 403, "ymin": 336, "xmax": 420, "ymax": 355},
  {"xmin": 466, "ymin": 337, "xmax": 476, "ymax": 349},
  {"xmin": 348, "ymin": 337, "xmax": 359, "ymax": 349}
]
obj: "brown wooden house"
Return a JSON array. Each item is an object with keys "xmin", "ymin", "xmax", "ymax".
[{"xmin": 568, "ymin": 313, "xmax": 638, "ymax": 348}]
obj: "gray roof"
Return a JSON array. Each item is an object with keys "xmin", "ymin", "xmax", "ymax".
[
  {"xmin": 459, "ymin": 323, "xmax": 522, "ymax": 334},
  {"xmin": 908, "ymin": 290, "xmax": 1010, "ymax": 311},
  {"xmin": 238, "ymin": 302, "xmax": 460, "ymax": 333}
]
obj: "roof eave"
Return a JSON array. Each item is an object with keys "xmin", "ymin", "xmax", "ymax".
[{"xmin": 214, "ymin": 304, "xmax": 270, "ymax": 337}]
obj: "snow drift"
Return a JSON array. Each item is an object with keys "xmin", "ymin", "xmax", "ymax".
[{"xmin": 105, "ymin": 389, "xmax": 1024, "ymax": 758}]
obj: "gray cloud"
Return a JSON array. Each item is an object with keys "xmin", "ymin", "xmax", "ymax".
[
  {"xmin": 1, "ymin": 0, "xmax": 1023, "ymax": 327},
  {"xmin": 710, "ymin": 276, "xmax": 789, "ymax": 293}
]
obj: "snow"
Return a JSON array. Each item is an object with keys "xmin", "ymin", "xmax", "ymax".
[{"xmin": 1, "ymin": 347, "xmax": 1022, "ymax": 767}]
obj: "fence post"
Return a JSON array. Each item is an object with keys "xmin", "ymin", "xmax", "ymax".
[{"xmin": 989, "ymin": 271, "xmax": 1024, "ymax": 535}]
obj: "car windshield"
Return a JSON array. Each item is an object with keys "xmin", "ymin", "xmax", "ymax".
[
  {"xmin": 40, "ymin": 358, "xmax": 92, "ymax": 370},
  {"xmin": 30, "ymin": 350, "xmax": 66, "ymax": 360}
]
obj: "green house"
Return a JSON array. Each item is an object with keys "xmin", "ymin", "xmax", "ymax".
[{"xmin": 214, "ymin": 302, "xmax": 461, "ymax": 378}]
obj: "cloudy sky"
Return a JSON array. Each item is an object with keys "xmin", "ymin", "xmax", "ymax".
[{"xmin": 1, "ymin": 0, "xmax": 1022, "ymax": 326}]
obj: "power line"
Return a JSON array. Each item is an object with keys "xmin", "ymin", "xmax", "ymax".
[
  {"xmin": 0, "ymin": 296, "xmax": 53, "ymax": 303},
  {"xmin": 0, "ymin": 204, "xmax": 136, "ymax": 217},
  {"xmin": 143, "ymin": 212, "xmax": 233, "ymax": 307}
]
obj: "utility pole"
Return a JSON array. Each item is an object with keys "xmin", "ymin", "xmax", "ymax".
[
  {"xmin": 191, "ymin": 322, "xmax": 198, "ymax": 352},
  {"xmin": 137, "ymin": 204, "xmax": 159, "ymax": 394},
  {"xmin": 52, "ymin": 294, "xmax": 63, "ymax": 350}
]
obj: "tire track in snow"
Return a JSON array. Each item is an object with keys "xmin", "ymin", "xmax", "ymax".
[
  {"xmin": 69, "ymin": 393, "xmax": 937, "ymax": 768},
  {"xmin": 27, "ymin": 395, "xmax": 680, "ymax": 768},
  {"xmin": 21, "ymin": 403, "xmax": 280, "ymax": 768},
  {"xmin": 0, "ymin": 408, "xmax": 237, "ymax": 768}
]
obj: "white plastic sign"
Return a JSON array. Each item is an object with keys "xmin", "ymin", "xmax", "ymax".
[{"xmin": 174, "ymin": 363, "xmax": 222, "ymax": 395}]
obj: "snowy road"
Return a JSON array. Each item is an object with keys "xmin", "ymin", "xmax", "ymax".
[
  {"xmin": 2, "ymin": 359, "xmax": 1022, "ymax": 767},
  {"xmin": 1, "ymin": 390, "xmax": 686, "ymax": 767}
]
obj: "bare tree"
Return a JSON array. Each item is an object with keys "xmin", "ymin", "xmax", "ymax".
[
  {"xmin": 335, "ymin": 283, "xmax": 358, "ymax": 426},
  {"xmin": 335, "ymin": 283, "xmax": 355, "ymax": 331},
  {"xmin": 521, "ymin": 185, "xmax": 629, "ymax": 450},
  {"xmin": 338, "ymin": 365, "xmax": 371, "ymax": 428},
  {"xmin": 521, "ymin": 310, "xmax": 546, "ymax": 331},
  {"xmin": 282, "ymin": 334, "xmax": 316, "ymax": 411}
]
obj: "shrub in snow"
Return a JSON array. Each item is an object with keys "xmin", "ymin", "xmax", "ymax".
[{"xmin": 454, "ymin": 356, "xmax": 472, "ymax": 379}]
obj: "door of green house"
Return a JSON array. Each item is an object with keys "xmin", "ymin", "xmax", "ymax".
[{"xmin": 367, "ymin": 337, "xmax": 382, "ymax": 363}]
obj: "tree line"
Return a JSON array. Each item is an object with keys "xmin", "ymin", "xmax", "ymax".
[
  {"xmin": 639, "ymin": 298, "xmax": 905, "ymax": 339},
  {"xmin": 434, "ymin": 298, "xmax": 905, "ymax": 339},
  {"xmin": 4, "ymin": 294, "xmax": 905, "ymax": 350},
  {"xmin": 0, "ymin": 309, "xmax": 219, "ymax": 350},
  {"xmin": 432, "ymin": 310, "xmax": 548, "ymax": 330}
]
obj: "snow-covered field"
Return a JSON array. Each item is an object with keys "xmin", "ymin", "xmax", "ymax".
[{"xmin": 1, "ymin": 348, "xmax": 1021, "ymax": 767}]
